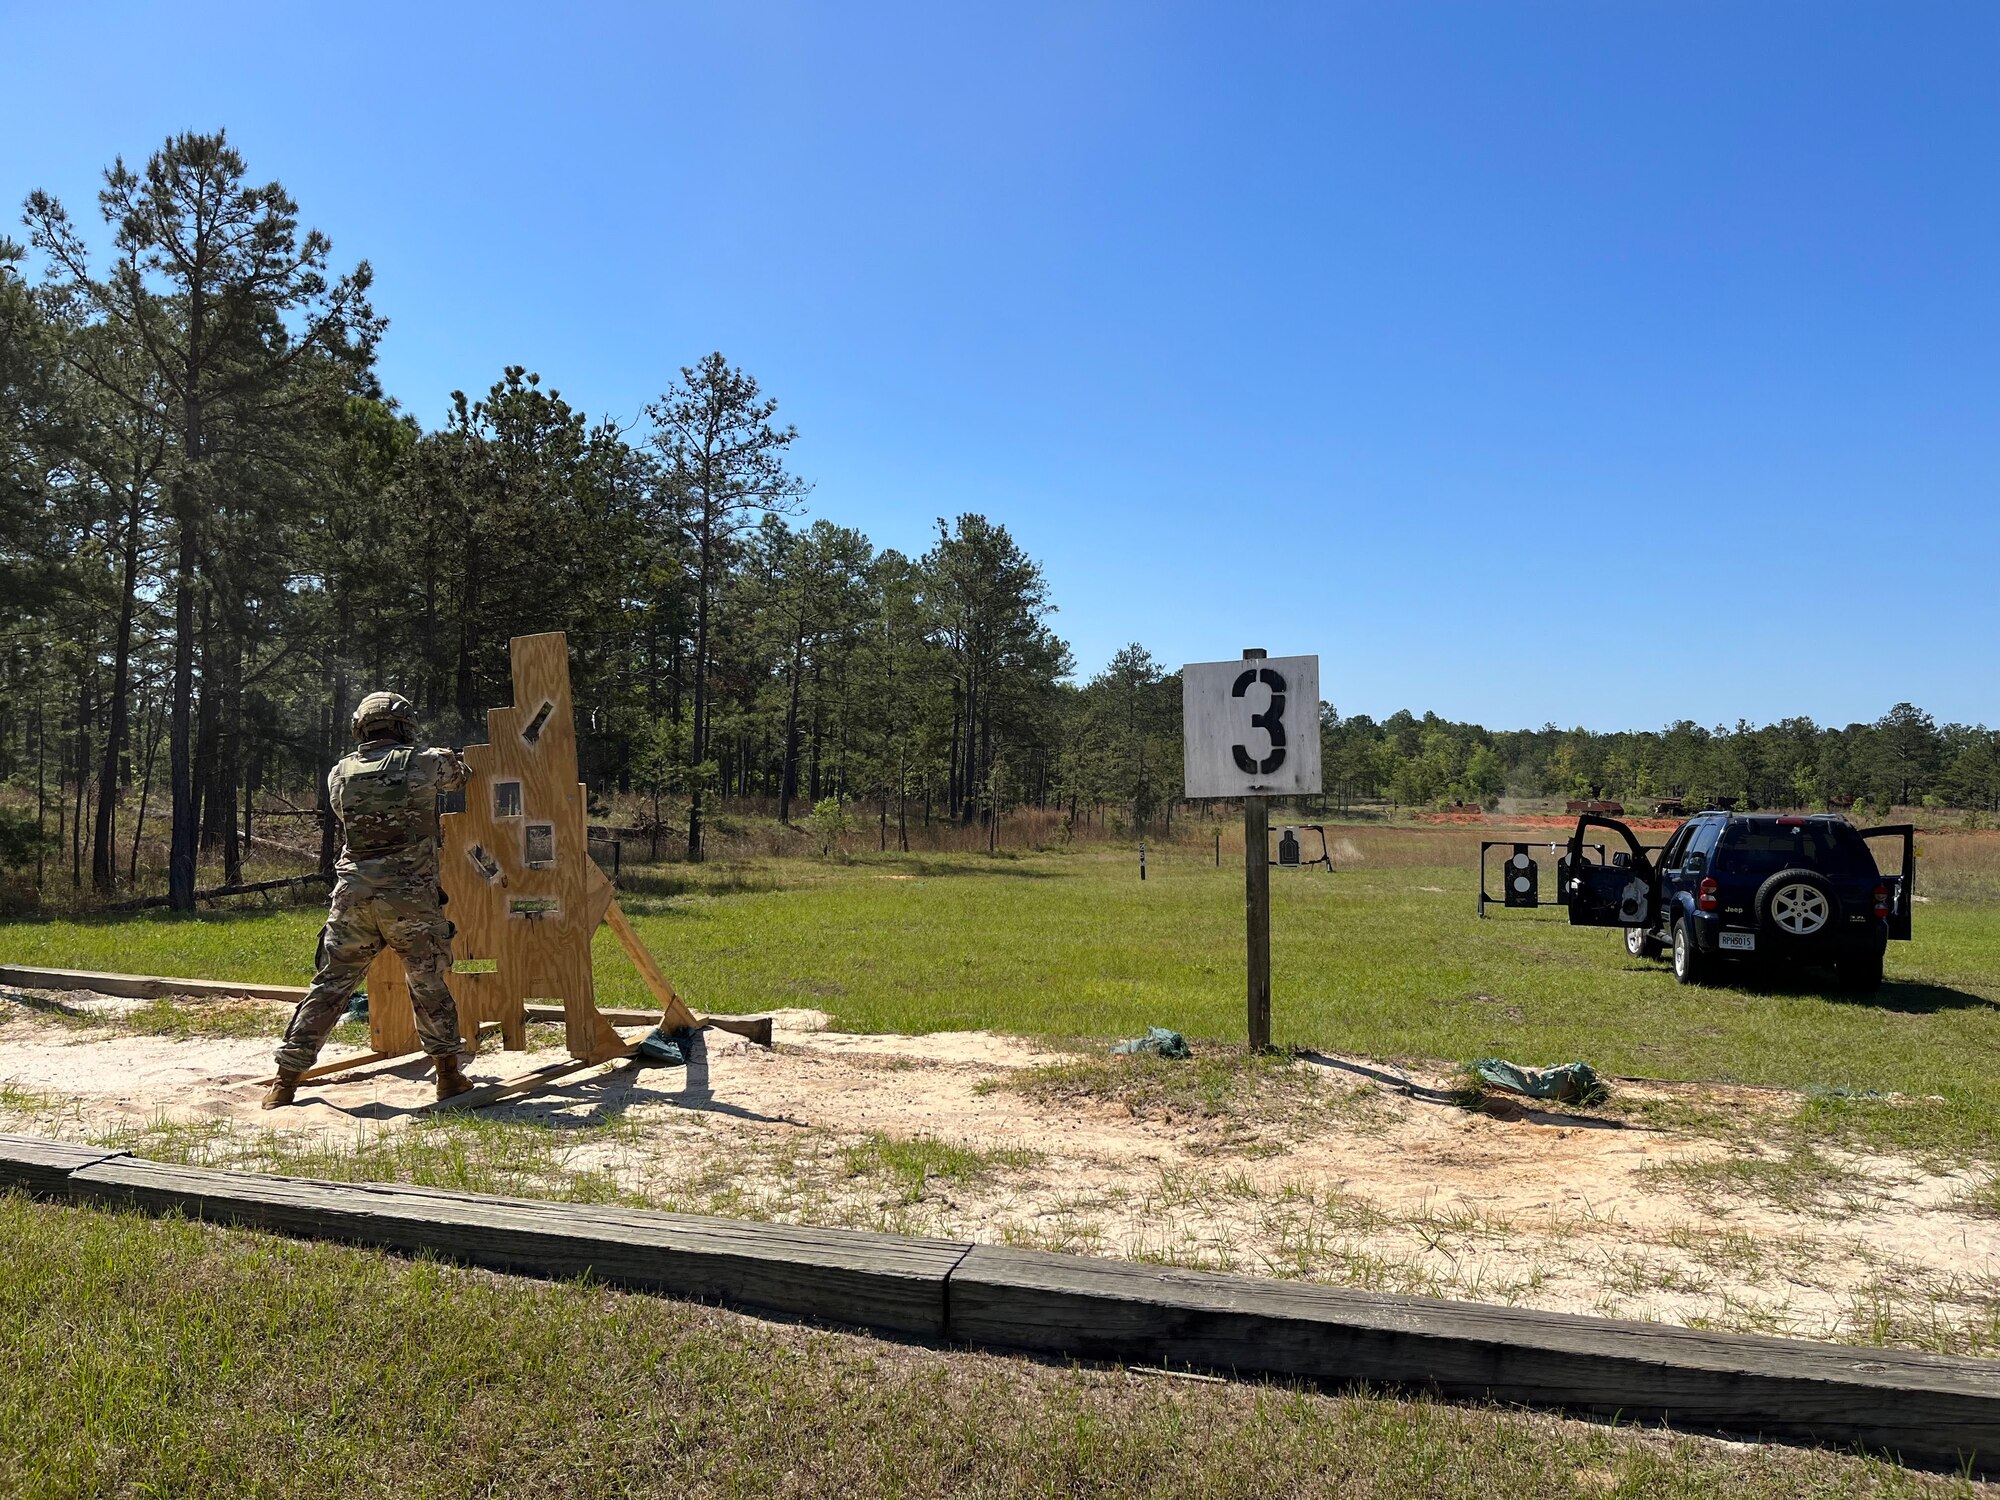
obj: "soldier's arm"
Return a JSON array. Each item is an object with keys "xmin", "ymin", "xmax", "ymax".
[{"xmin": 432, "ymin": 748, "xmax": 471, "ymax": 793}]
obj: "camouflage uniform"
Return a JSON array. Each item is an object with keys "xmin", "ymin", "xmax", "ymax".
[{"xmin": 275, "ymin": 741, "xmax": 471, "ymax": 1073}]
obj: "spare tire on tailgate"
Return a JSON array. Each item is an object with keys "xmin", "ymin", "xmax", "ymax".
[{"xmin": 1755, "ymin": 868, "xmax": 1838, "ymax": 940}]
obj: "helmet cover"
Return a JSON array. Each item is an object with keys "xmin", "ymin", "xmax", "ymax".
[{"xmin": 351, "ymin": 691, "xmax": 417, "ymax": 743}]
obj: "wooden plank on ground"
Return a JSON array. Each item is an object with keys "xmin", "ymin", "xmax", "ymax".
[
  {"xmin": 524, "ymin": 1002, "xmax": 772, "ymax": 1043},
  {"xmin": 0, "ymin": 965, "xmax": 307, "ymax": 1004},
  {"xmin": 702, "ymin": 1014, "xmax": 774, "ymax": 1046},
  {"xmin": 66, "ymin": 1158, "xmax": 969, "ymax": 1337},
  {"xmin": 523, "ymin": 1003, "xmax": 659, "ymax": 1027},
  {"xmin": 0, "ymin": 966, "xmax": 758, "ymax": 1040},
  {"xmin": 42, "ymin": 1147, "xmax": 2000, "ymax": 1469},
  {"xmin": 947, "ymin": 1245, "xmax": 2000, "ymax": 1473},
  {"xmin": 0, "ymin": 1135, "xmax": 127, "ymax": 1196}
]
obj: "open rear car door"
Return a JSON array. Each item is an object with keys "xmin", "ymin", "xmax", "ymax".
[
  {"xmin": 1564, "ymin": 814, "xmax": 1656, "ymax": 928},
  {"xmin": 1858, "ymin": 824, "xmax": 1916, "ymax": 941}
]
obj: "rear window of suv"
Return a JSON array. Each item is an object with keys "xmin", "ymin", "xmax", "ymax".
[{"xmin": 1716, "ymin": 821, "xmax": 1877, "ymax": 879}]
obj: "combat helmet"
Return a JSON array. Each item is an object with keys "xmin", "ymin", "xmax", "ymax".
[{"xmin": 351, "ymin": 691, "xmax": 418, "ymax": 744}]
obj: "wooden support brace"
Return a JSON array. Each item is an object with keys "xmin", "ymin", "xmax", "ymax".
[
  {"xmin": 603, "ymin": 898, "xmax": 701, "ymax": 1033},
  {"xmin": 255, "ymin": 1023, "xmax": 502, "ymax": 1087},
  {"xmin": 582, "ymin": 859, "xmax": 618, "ymax": 938},
  {"xmin": 254, "ymin": 1050, "xmax": 417, "ymax": 1088}
]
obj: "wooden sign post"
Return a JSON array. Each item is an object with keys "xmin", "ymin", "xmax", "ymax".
[
  {"xmin": 1244, "ymin": 782, "xmax": 1271, "ymax": 1049},
  {"xmin": 1182, "ymin": 649, "xmax": 1321, "ymax": 1052}
]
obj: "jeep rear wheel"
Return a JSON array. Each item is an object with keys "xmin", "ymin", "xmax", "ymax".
[
  {"xmin": 1756, "ymin": 868, "xmax": 1838, "ymax": 940},
  {"xmin": 1671, "ymin": 916, "xmax": 1710, "ymax": 986}
]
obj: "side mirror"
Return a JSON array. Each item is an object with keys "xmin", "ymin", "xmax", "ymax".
[
  {"xmin": 1685, "ymin": 851, "xmax": 1707, "ymax": 875},
  {"xmin": 1612, "ymin": 852, "xmax": 1631, "ymax": 868}
]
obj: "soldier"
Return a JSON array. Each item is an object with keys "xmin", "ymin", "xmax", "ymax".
[{"xmin": 265, "ymin": 691, "xmax": 478, "ymax": 1107}]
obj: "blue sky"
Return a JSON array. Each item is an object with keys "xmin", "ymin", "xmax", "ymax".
[{"xmin": 6, "ymin": 2, "xmax": 1994, "ymax": 730}]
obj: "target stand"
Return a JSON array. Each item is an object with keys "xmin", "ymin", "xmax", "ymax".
[
  {"xmin": 1270, "ymin": 824, "xmax": 1334, "ymax": 872},
  {"xmin": 279, "ymin": 632, "xmax": 742, "ymax": 1111},
  {"xmin": 1476, "ymin": 839, "xmax": 1606, "ymax": 919}
]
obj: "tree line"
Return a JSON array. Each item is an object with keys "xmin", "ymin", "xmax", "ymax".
[
  {"xmin": 1319, "ymin": 704, "xmax": 2000, "ymax": 819},
  {"xmin": 0, "ymin": 133, "xmax": 1092, "ymax": 906},
  {"xmin": 3, "ymin": 133, "xmax": 1994, "ymax": 910}
]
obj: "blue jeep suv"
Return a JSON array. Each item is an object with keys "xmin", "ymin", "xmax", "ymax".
[{"xmin": 1564, "ymin": 811, "xmax": 1915, "ymax": 992}]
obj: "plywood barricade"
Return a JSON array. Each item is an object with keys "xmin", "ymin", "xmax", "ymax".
[{"xmin": 362, "ymin": 632, "xmax": 699, "ymax": 1090}]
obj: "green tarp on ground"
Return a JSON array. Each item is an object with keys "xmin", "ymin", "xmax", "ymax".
[
  {"xmin": 1113, "ymin": 1027, "xmax": 1191, "ymax": 1059},
  {"xmin": 1471, "ymin": 1057, "xmax": 1605, "ymax": 1105}
]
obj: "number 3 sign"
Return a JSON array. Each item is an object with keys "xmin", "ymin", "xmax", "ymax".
[{"xmin": 1182, "ymin": 654, "xmax": 1322, "ymax": 798}]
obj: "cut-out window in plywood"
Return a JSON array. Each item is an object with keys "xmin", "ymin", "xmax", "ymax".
[
  {"xmin": 524, "ymin": 822, "xmax": 556, "ymax": 867},
  {"xmin": 452, "ymin": 957, "xmax": 498, "ymax": 974},
  {"xmin": 494, "ymin": 781, "xmax": 523, "ymax": 819},
  {"xmin": 509, "ymin": 897, "xmax": 560, "ymax": 919},
  {"xmin": 521, "ymin": 700, "xmax": 555, "ymax": 744},
  {"xmin": 467, "ymin": 844, "xmax": 502, "ymax": 883}
]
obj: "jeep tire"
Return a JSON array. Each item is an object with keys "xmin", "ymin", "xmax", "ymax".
[
  {"xmin": 1671, "ymin": 914, "xmax": 1710, "ymax": 986},
  {"xmin": 1755, "ymin": 868, "xmax": 1839, "ymax": 942},
  {"xmin": 1625, "ymin": 924, "xmax": 1663, "ymax": 961}
]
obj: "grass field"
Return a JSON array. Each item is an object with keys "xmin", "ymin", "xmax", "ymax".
[
  {"xmin": 6, "ymin": 837, "xmax": 1996, "ymax": 1118},
  {"xmin": 8, "ymin": 831, "xmax": 2000, "ymax": 1492},
  {"xmin": 3, "ymin": 1193, "xmax": 1982, "ymax": 1500}
]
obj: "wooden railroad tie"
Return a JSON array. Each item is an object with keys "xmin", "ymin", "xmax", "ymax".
[{"xmin": 6, "ymin": 1132, "xmax": 1998, "ymax": 1476}]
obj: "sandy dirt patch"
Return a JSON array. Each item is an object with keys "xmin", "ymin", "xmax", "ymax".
[{"xmin": 3, "ymin": 984, "xmax": 1995, "ymax": 1353}]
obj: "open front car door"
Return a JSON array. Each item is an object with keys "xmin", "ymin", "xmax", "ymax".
[
  {"xmin": 1858, "ymin": 823, "xmax": 1916, "ymax": 941},
  {"xmin": 1564, "ymin": 814, "xmax": 1656, "ymax": 928}
]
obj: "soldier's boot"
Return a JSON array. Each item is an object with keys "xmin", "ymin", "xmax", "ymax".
[
  {"xmin": 262, "ymin": 1069, "xmax": 305, "ymax": 1110},
  {"xmin": 433, "ymin": 1052, "xmax": 475, "ymax": 1103}
]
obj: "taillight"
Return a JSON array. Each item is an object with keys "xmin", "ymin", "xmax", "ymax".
[
  {"xmin": 1873, "ymin": 884, "xmax": 1889, "ymax": 918},
  {"xmin": 1697, "ymin": 877, "xmax": 1719, "ymax": 912}
]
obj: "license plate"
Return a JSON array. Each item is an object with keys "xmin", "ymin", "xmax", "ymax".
[{"xmin": 1719, "ymin": 932, "xmax": 1756, "ymax": 952}]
